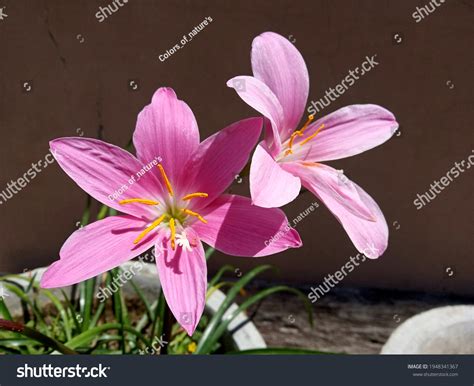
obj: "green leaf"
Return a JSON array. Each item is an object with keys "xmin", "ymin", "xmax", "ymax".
[
  {"xmin": 205, "ymin": 247, "xmax": 216, "ymax": 261},
  {"xmin": 199, "ymin": 286, "xmax": 313, "ymax": 353},
  {"xmin": 206, "ymin": 282, "xmax": 233, "ymax": 300},
  {"xmin": 2, "ymin": 275, "xmax": 73, "ymax": 339},
  {"xmin": 66, "ymin": 323, "xmax": 151, "ymax": 350},
  {"xmin": 61, "ymin": 290, "xmax": 81, "ymax": 332},
  {"xmin": 110, "ymin": 268, "xmax": 130, "ymax": 353},
  {"xmin": 196, "ymin": 264, "xmax": 274, "ymax": 354},
  {"xmin": 40, "ymin": 289, "xmax": 72, "ymax": 341},
  {"xmin": 136, "ymin": 299, "xmax": 158, "ymax": 332},
  {"xmin": 0, "ymin": 297, "xmax": 12, "ymax": 321},
  {"xmin": 207, "ymin": 264, "xmax": 235, "ymax": 289},
  {"xmin": 130, "ymin": 279, "xmax": 152, "ymax": 321},
  {"xmin": 151, "ymin": 291, "xmax": 166, "ymax": 340},
  {"xmin": 0, "ymin": 282, "xmax": 47, "ymax": 329},
  {"xmin": 81, "ymin": 277, "xmax": 96, "ymax": 331},
  {"xmin": 0, "ymin": 319, "xmax": 77, "ymax": 355},
  {"xmin": 90, "ymin": 274, "xmax": 110, "ymax": 328},
  {"xmin": 97, "ymin": 204, "xmax": 109, "ymax": 220}
]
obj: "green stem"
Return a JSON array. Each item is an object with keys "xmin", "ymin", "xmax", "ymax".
[{"xmin": 160, "ymin": 302, "xmax": 175, "ymax": 355}]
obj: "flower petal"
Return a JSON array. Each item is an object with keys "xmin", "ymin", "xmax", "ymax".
[
  {"xmin": 50, "ymin": 137, "xmax": 163, "ymax": 219},
  {"xmin": 283, "ymin": 162, "xmax": 375, "ymax": 221},
  {"xmin": 133, "ymin": 87, "xmax": 200, "ymax": 189},
  {"xmin": 155, "ymin": 230, "xmax": 206, "ymax": 336},
  {"xmin": 251, "ymin": 32, "xmax": 309, "ymax": 140},
  {"xmin": 41, "ymin": 215, "xmax": 155, "ymax": 288},
  {"xmin": 227, "ymin": 76, "xmax": 284, "ymax": 154},
  {"xmin": 182, "ymin": 117, "xmax": 263, "ymax": 210},
  {"xmin": 287, "ymin": 163, "xmax": 388, "ymax": 258},
  {"xmin": 250, "ymin": 143, "xmax": 301, "ymax": 208},
  {"xmin": 192, "ymin": 194, "xmax": 302, "ymax": 257},
  {"xmin": 301, "ymin": 105, "xmax": 399, "ymax": 162}
]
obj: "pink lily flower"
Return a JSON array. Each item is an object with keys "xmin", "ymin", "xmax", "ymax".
[
  {"xmin": 227, "ymin": 32, "xmax": 399, "ymax": 258},
  {"xmin": 40, "ymin": 87, "xmax": 302, "ymax": 335}
]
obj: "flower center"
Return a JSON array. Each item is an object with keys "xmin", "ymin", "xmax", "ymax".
[
  {"xmin": 281, "ymin": 114, "xmax": 325, "ymax": 159},
  {"xmin": 119, "ymin": 163, "xmax": 208, "ymax": 249}
]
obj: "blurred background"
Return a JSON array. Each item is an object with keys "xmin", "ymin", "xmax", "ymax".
[{"xmin": 0, "ymin": 0, "xmax": 472, "ymax": 303}]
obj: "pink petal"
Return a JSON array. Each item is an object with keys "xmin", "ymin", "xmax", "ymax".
[
  {"xmin": 50, "ymin": 138, "xmax": 163, "ymax": 219},
  {"xmin": 250, "ymin": 143, "xmax": 301, "ymax": 208},
  {"xmin": 287, "ymin": 163, "xmax": 388, "ymax": 258},
  {"xmin": 300, "ymin": 105, "xmax": 399, "ymax": 162},
  {"xmin": 251, "ymin": 32, "xmax": 309, "ymax": 140},
  {"xmin": 283, "ymin": 162, "xmax": 375, "ymax": 221},
  {"xmin": 155, "ymin": 230, "xmax": 206, "ymax": 336},
  {"xmin": 227, "ymin": 76, "xmax": 284, "ymax": 155},
  {"xmin": 41, "ymin": 216, "xmax": 155, "ymax": 288},
  {"xmin": 133, "ymin": 88, "xmax": 200, "ymax": 190},
  {"xmin": 192, "ymin": 194, "xmax": 302, "ymax": 257},
  {"xmin": 182, "ymin": 117, "xmax": 263, "ymax": 210}
]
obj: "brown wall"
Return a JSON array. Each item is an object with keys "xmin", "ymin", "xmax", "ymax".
[{"xmin": 0, "ymin": 0, "xmax": 472, "ymax": 294}]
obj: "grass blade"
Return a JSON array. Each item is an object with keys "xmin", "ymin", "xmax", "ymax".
[
  {"xmin": 196, "ymin": 265, "xmax": 273, "ymax": 354},
  {"xmin": 66, "ymin": 323, "xmax": 151, "ymax": 350},
  {"xmin": 0, "ymin": 319, "xmax": 77, "ymax": 355},
  {"xmin": 81, "ymin": 277, "xmax": 96, "ymax": 331},
  {"xmin": 205, "ymin": 247, "xmax": 216, "ymax": 260},
  {"xmin": 207, "ymin": 264, "xmax": 234, "ymax": 289},
  {"xmin": 0, "ymin": 297, "xmax": 12, "ymax": 320},
  {"xmin": 197, "ymin": 285, "xmax": 312, "ymax": 354}
]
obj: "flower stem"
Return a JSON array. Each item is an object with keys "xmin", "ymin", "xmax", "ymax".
[{"xmin": 161, "ymin": 302, "xmax": 175, "ymax": 355}]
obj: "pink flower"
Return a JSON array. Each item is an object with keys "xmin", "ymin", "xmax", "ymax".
[
  {"xmin": 40, "ymin": 87, "xmax": 301, "ymax": 335},
  {"xmin": 227, "ymin": 32, "xmax": 399, "ymax": 258}
]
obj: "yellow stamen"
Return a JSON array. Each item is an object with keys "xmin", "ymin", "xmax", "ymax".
[
  {"xmin": 299, "ymin": 123, "xmax": 325, "ymax": 146},
  {"xmin": 169, "ymin": 218, "xmax": 176, "ymax": 250},
  {"xmin": 157, "ymin": 164, "xmax": 174, "ymax": 197},
  {"xmin": 133, "ymin": 215, "xmax": 166, "ymax": 245},
  {"xmin": 300, "ymin": 114, "xmax": 315, "ymax": 133},
  {"xmin": 119, "ymin": 198, "xmax": 160, "ymax": 206},
  {"xmin": 284, "ymin": 115, "xmax": 315, "ymax": 156},
  {"xmin": 183, "ymin": 209, "xmax": 208, "ymax": 224},
  {"xmin": 288, "ymin": 131, "xmax": 303, "ymax": 149},
  {"xmin": 182, "ymin": 192, "xmax": 209, "ymax": 201}
]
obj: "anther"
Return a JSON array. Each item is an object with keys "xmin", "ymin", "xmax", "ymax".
[
  {"xmin": 157, "ymin": 164, "xmax": 174, "ymax": 197},
  {"xmin": 183, "ymin": 209, "xmax": 207, "ymax": 224},
  {"xmin": 119, "ymin": 198, "xmax": 160, "ymax": 206},
  {"xmin": 299, "ymin": 123, "xmax": 325, "ymax": 146},
  {"xmin": 182, "ymin": 192, "xmax": 208, "ymax": 201},
  {"xmin": 134, "ymin": 215, "xmax": 166, "ymax": 245},
  {"xmin": 169, "ymin": 218, "xmax": 176, "ymax": 250}
]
